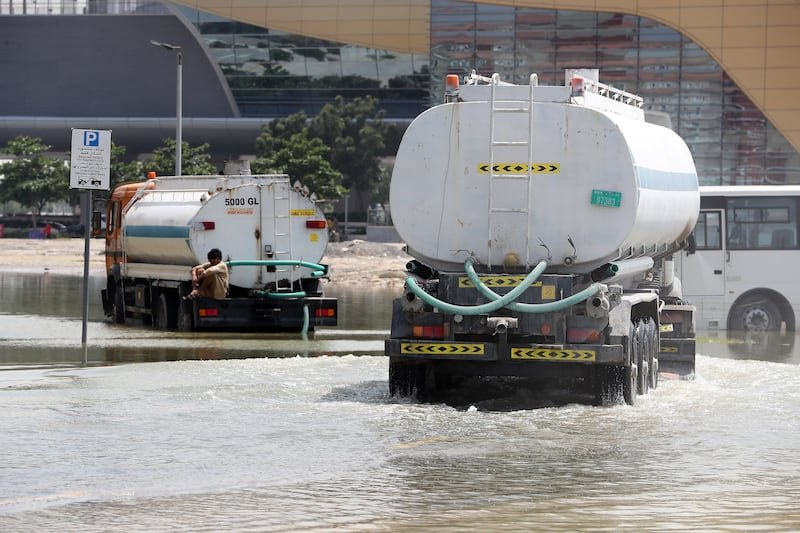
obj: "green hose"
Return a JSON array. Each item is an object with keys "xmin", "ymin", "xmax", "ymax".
[
  {"xmin": 227, "ymin": 259, "xmax": 328, "ymax": 277},
  {"xmin": 230, "ymin": 259, "xmax": 326, "ymax": 298},
  {"xmin": 301, "ymin": 304, "xmax": 309, "ymax": 341},
  {"xmin": 255, "ymin": 290, "xmax": 307, "ymax": 299},
  {"xmin": 465, "ymin": 258, "xmax": 602, "ymax": 313},
  {"xmin": 404, "ymin": 259, "xmax": 547, "ymax": 315}
]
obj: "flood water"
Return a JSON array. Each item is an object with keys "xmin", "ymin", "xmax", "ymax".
[{"xmin": 1, "ymin": 271, "xmax": 799, "ymax": 531}]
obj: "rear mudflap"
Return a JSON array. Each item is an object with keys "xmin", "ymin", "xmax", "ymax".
[{"xmin": 658, "ymin": 337, "xmax": 696, "ymax": 378}]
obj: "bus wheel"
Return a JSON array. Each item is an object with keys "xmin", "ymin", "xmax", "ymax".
[
  {"xmin": 112, "ymin": 283, "xmax": 125, "ymax": 324},
  {"xmin": 155, "ymin": 292, "xmax": 177, "ymax": 330},
  {"xmin": 730, "ymin": 296, "xmax": 782, "ymax": 332}
]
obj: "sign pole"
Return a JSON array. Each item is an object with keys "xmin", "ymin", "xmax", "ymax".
[
  {"xmin": 81, "ymin": 190, "xmax": 91, "ymax": 365},
  {"xmin": 70, "ymin": 128, "xmax": 111, "ymax": 367}
]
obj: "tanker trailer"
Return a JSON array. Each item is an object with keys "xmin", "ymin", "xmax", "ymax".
[
  {"xmin": 385, "ymin": 70, "xmax": 699, "ymax": 405},
  {"xmin": 100, "ymin": 172, "xmax": 337, "ymax": 332}
]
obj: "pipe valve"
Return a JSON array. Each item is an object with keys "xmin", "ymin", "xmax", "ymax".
[{"xmin": 487, "ymin": 316, "xmax": 518, "ymax": 335}]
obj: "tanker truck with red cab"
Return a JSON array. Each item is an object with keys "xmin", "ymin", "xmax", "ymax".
[
  {"xmin": 100, "ymin": 170, "xmax": 337, "ymax": 332},
  {"xmin": 385, "ymin": 69, "xmax": 699, "ymax": 405}
]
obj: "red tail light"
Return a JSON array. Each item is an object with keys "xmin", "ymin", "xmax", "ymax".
[
  {"xmin": 198, "ymin": 308, "xmax": 219, "ymax": 317},
  {"xmin": 306, "ymin": 220, "xmax": 327, "ymax": 229},
  {"xmin": 201, "ymin": 221, "xmax": 215, "ymax": 230},
  {"xmin": 315, "ymin": 308, "xmax": 335, "ymax": 318},
  {"xmin": 412, "ymin": 325, "xmax": 445, "ymax": 339}
]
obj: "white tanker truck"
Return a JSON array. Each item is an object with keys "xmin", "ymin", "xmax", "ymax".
[
  {"xmin": 99, "ymin": 169, "xmax": 337, "ymax": 332},
  {"xmin": 385, "ymin": 70, "xmax": 699, "ymax": 405}
]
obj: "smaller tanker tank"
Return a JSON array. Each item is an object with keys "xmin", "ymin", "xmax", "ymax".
[
  {"xmin": 122, "ymin": 174, "xmax": 329, "ymax": 289},
  {"xmin": 390, "ymin": 69, "xmax": 700, "ymax": 274}
]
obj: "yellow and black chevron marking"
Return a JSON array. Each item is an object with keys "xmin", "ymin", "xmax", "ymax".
[
  {"xmin": 660, "ymin": 346, "xmax": 678, "ymax": 353},
  {"xmin": 400, "ymin": 343, "xmax": 485, "ymax": 355},
  {"xmin": 459, "ymin": 277, "xmax": 542, "ymax": 288},
  {"xmin": 477, "ymin": 163, "xmax": 560, "ymax": 174},
  {"xmin": 458, "ymin": 277, "xmax": 556, "ymax": 301},
  {"xmin": 511, "ymin": 348, "xmax": 596, "ymax": 361}
]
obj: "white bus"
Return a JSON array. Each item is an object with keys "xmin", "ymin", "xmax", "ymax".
[{"xmin": 679, "ymin": 185, "xmax": 800, "ymax": 332}]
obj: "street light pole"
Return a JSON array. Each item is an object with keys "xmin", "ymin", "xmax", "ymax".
[{"xmin": 150, "ymin": 40, "xmax": 182, "ymax": 176}]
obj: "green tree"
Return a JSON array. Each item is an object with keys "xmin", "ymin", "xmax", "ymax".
[
  {"xmin": 144, "ymin": 138, "xmax": 217, "ymax": 177},
  {"xmin": 109, "ymin": 143, "xmax": 143, "ymax": 189},
  {"xmin": 252, "ymin": 128, "xmax": 345, "ymax": 208},
  {"xmin": 0, "ymin": 136, "xmax": 69, "ymax": 220},
  {"xmin": 308, "ymin": 95, "xmax": 392, "ymax": 207}
]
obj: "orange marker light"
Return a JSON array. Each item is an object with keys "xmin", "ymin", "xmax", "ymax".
[{"xmin": 445, "ymin": 74, "xmax": 460, "ymax": 93}]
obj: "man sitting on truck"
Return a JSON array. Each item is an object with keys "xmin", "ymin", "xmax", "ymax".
[{"xmin": 184, "ymin": 248, "xmax": 229, "ymax": 300}]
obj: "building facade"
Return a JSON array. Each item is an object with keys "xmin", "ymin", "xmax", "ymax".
[{"xmin": 1, "ymin": 0, "xmax": 798, "ymax": 186}]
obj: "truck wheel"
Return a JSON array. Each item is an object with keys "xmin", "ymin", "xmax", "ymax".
[
  {"xmin": 155, "ymin": 292, "xmax": 177, "ymax": 330},
  {"xmin": 637, "ymin": 320, "xmax": 649, "ymax": 396},
  {"xmin": 646, "ymin": 319, "xmax": 659, "ymax": 390},
  {"xmin": 624, "ymin": 364, "xmax": 638, "ymax": 406},
  {"xmin": 650, "ymin": 358, "xmax": 659, "ymax": 389},
  {"xmin": 729, "ymin": 296, "xmax": 782, "ymax": 332},
  {"xmin": 177, "ymin": 299, "xmax": 194, "ymax": 331},
  {"xmin": 112, "ymin": 283, "xmax": 125, "ymax": 324},
  {"xmin": 623, "ymin": 323, "xmax": 638, "ymax": 405}
]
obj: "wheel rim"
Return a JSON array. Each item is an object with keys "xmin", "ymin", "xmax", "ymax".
[{"xmin": 742, "ymin": 306, "xmax": 772, "ymax": 331}]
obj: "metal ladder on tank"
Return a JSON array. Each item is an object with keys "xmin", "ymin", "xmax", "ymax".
[
  {"xmin": 271, "ymin": 179, "xmax": 295, "ymax": 291},
  {"xmin": 487, "ymin": 73, "xmax": 538, "ymax": 270}
]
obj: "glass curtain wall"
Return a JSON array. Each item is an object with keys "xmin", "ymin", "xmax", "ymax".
[
  {"xmin": 430, "ymin": 0, "xmax": 800, "ymax": 186},
  {"xmin": 174, "ymin": 6, "xmax": 430, "ymax": 119}
]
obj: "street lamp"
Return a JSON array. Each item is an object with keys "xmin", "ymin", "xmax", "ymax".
[{"xmin": 150, "ymin": 39, "xmax": 182, "ymax": 176}]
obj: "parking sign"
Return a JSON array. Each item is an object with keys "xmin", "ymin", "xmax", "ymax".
[{"xmin": 70, "ymin": 128, "xmax": 111, "ymax": 190}]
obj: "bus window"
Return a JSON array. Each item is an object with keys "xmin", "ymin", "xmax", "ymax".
[
  {"xmin": 726, "ymin": 197, "xmax": 797, "ymax": 250},
  {"xmin": 694, "ymin": 211, "xmax": 722, "ymax": 250}
]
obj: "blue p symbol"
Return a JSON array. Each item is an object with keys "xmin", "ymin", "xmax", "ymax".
[{"xmin": 84, "ymin": 131, "xmax": 99, "ymax": 147}]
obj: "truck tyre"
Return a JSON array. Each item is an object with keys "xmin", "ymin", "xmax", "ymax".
[
  {"xmin": 177, "ymin": 299, "xmax": 194, "ymax": 331},
  {"xmin": 155, "ymin": 292, "xmax": 177, "ymax": 330},
  {"xmin": 623, "ymin": 323, "xmax": 638, "ymax": 406},
  {"xmin": 637, "ymin": 320, "xmax": 650, "ymax": 396},
  {"xmin": 645, "ymin": 319, "xmax": 659, "ymax": 390},
  {"xmin": 729, "ymin": 295, "xmax": 782, "ymax": 332},
  {"xmin": 112, "ymin": 283, "xmax": 125, "ymax": 324}
]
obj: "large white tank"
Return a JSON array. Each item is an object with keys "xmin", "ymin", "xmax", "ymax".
[
  {"xmin": 390, "ymin": 74, "xmax": 699, "ymax": 273},
  {"xmin": 122, "ymin": 175, "xmax": 328, "ymax": 288}
]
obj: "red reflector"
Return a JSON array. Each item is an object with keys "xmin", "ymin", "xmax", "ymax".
[
  {"xmin": 201, "ymin": 221, "xmax": 215, "ymax": 230},
  {"xmin": 198, "ymin": 308, "xmax": 219, "ymax": 317},
  {"xmin": 306, "ymin": 220, "xmax": 327, "ymax": 229},
  {"xmin": 566, "ymin": 327, "xmax": 602, "ymax": 343},
  {"xmin": 314, "ymin": 308, "xmax": 335, "ymax": 317},
  {"xmin": 412, "ymin": 325, "xmax": 445, "ymax": 339}
]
